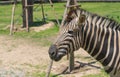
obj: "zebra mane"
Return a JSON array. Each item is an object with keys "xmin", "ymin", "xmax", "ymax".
[{"xmin": 77, "ymin": 8, "xmax": 120, "ymax": 31}]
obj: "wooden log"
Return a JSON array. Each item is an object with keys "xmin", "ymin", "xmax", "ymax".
[
  {"xmin": 0, "ymin": 1, "xmax": 14, "ymax": 4},
  {"xmin": 61, "ymin": 0, "xmax": 77, "ymax": 72},
  {"xmin": 25, "ymin": 4, "xmax": 49, "ymax": 7},
  {"xmin": 66, "ymin": 4, "xmax": 81, "ymax": 8},
  {"xmin": 46, "ymin": 60, "xmax": 53, "ymax": 77},
  {"xmin": 27, "ymin": 0, "xmax": 33, "ymax": 26},
  {"xmin": 22, "ymin": 0, "xmax": 33, "ymax": 31},
  {"xmin": 41, "ymin": 2, "xmax": 46, "ymax": 22},
  {"xmin": 22, "ymin": 0, "xmax": 26, "ymax": 28},
  {"xmin": 25, "ymin": 0, "xmax": 29, "ymax": 32},
  {"xmin": 69, "ymin": 0, "xmax": 77, "ymax": 10},
  {"xmin": 60, "ymin": 0, "xmax": 70, "ymax": 27},
  {"xmin": 25, "ymin": 5, "xmax": 34, "ymax": 7},
  {"xmin": 10, "ymin": 0, "xmax": 17, "ymax": 35}
]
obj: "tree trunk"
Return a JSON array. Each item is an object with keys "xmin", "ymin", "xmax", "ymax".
[
  {"xmin": 27, "ymin": 0, "xmax": 33, "ymax": 26},
  {"xmin": 22, "ymin": 0, "xmax": 33, "ymax": 29}
]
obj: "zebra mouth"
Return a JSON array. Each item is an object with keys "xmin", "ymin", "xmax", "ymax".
[
  {"xmin": 54, "ymin": 49, "xmax": 67, "ymax": 61},
  {"xmin": 49, "ymin": 45, "xmax": 67, "ymax": 61}
]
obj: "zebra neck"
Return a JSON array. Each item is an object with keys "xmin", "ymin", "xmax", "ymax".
[
  {"xmin": 79, "ymin": 9, "xmax": 120, "ymax": 31},
  {"xmin": 79, "ymin": 8, "xmax": 120, "ymax": 75},
  {"xmin": 81, "ymin": 21, "xmax": 120, "ymax": 74},
  {"xmin": 82, "ymin": 22, "xmax": 119, "ymax": 62}
]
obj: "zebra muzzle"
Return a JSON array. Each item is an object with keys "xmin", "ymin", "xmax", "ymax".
[
  {"xmin": 49, "ymin": 45, "xmax": 57, "ymax": 59},
  {"xmin": 48, "ymin": 45, "xmax": 67, "ymax": 61}
]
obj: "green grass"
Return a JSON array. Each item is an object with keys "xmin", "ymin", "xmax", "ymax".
[
  {"xmin": 81, "ymin": 2, "xmax": 120, "ymax": 22},
  {"xmin": 0, "ymin": 2, "xmax": 120, "ymax": 29},
  {"xmin": 82, "ymin": 70, "xmax": 109, "ymax": 77},
  {"xmin": 0, "ymin": 3, "xmax": 65, "ymax": 29},
  {"xmin": 0, "ymin": 2, "xmax": 62, "ymax": 46},
  {"xmin": 0, "ymin": 2, "xmax": 120, "ymax": 28},
  {"xmin": 31, "ymin": 70, "xmax": 109, "ymax": 77},
  {"xmin": 0, "ymin": 3, "xmax": 120, "ymax": 76},
  {"xmin": 31, "ymin": 72, "xmax": 61, "ymax": 77},
  {"xmin": 0, "ymin": 24, "xmax": 59, "ymax": 46},
  {"xmin": 0, "ymin": 2, "xmax": 120, "ymax": 46},
  {"xmin": 13, "ymin": 25, "xmax": 58, "ymax": 46},
  {"xmin": 0, "ymin": 2, "xmax": 119, "ymax": 77},
  {"xmin": 0, "ymin": 2, "xmax": 119, "ymax": 53}
]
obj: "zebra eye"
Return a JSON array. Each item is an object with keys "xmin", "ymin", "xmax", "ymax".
[{"xmin": 68, "ymin": 30, "xmax": 73, "ymax": 34}]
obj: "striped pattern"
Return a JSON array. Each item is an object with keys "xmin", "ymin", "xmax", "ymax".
[
  {"xmin": 78, "ymin": 8, "xmax": 120, "ymax": 31},
  {"xmin": 82, "ymin": 15, "xmax": 120, "ymax": 76},
  {"xmin": 49, "ymin": 8, "xmax": 120, "ymax": 77},
  {"xmin": 55, "ymin": 18, "xmax": 81, "ymax": 52}
]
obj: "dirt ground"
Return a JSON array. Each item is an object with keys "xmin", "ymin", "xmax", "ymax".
[{"xmin": 0, "ymin": 35, "xmax": 103, "ymax": 77}]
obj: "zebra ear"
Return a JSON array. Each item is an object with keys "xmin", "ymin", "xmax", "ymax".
[
  {"xmin": 66, "ymin": 9, "xmax": 77, "ymax": 22},
  {"xmin": 79, "ymin": 14, "xmax": 86, "ymax": 24}
]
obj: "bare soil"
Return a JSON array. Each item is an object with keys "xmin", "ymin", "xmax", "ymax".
[{"xmin": 0, "ymin": 35, "xmax": 103, "ymax": 77}]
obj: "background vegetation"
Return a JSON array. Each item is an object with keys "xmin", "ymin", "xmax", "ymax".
[{"xmin": 0, "ymin": 2, "xmax": 120, "ymax": 77}]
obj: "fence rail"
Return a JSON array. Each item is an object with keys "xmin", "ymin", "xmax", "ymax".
[
  {"xmin": 0, "ymin": 1, "xmax": 21, "ymax": 5},
  {"xmin": 61, "ymin": 0, "xmax": 120, "ymax": 2},
  {"xmin": 0, "ymin": 0, "xmax": 120, "ymax": 4}
]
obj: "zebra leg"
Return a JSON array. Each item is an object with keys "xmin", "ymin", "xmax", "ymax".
[
  {"xmin": 109, "ymin": 70, "xmax": 120, "ymax": 77},
  {"xmin": 115, "ymin": 70, "xmax": 120, "ymax": 77},
  {"xmin": 110, "ymin": 74, "xmax": 114, "ymax": 77}
]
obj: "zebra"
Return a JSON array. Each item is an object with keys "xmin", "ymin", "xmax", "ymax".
[{"xmin": 48, "ymin": 8, "xmax": 120, "ymax": 77}]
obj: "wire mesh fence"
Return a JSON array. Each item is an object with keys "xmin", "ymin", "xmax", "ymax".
[{"xmin": 0, "ymin": 2, "xmax": 120, "ymax": 30}]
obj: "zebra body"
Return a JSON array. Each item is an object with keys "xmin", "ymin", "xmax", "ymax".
[
  {"xmin": 83, "ymin": 17, "xmax": 120, "ymax": 77},
  {"xmin": 49, "ymin": 8, "xmax": 120, "ymax": 77}
]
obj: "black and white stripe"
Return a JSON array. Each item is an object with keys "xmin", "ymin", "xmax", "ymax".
[
  {"xmin": 79, "ymin": 8, "xmax": 120, "ymax": 31},
  {"xmin": 78, "ymin": 8, "xmax": 120, "ymax": 77},
  {"xmin": 49, "ymin": 8, "xmax": 120, "ymax": 77}
]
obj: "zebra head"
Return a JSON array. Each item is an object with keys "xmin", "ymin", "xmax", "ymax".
[{"xmin": 49, "ymin": 9, "xmax": 86, "ymax": 61}]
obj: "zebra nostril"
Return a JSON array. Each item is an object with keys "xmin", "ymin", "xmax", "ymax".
[
  {"xmin": 49, "ymin": 45, "xmax": 57, "ymax": 57},
  {"xmin": 50, "ymin": 51, "xmax": 56, "ymax": 56}
]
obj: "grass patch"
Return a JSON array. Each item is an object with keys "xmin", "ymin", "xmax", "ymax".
[
  {"xmin": 31, "ymin": 72, "xmax": 61, "ymax": 77},
  {"xmin": 31, "ymin": 70, "xmax": 108, "ymax": 77},
  {"xmin": 0, "ymin": 2, "xmax": 119, "ymax": 77},
  {"xmin": 0, "ymin": 30, "xmax": 9, "ymax": 35},
  {"xmin": 13, "ymin": 25, "xmax": 59, "ymax": 46},
  {"xmin": 0, "ymin": 25, "xmax": 59, "ymax": 46},
  {"xmin": 0, "ymin": 3, "xmax": 65, "ymax": 29},
  {"xmin": 0, "ymin": 2, "xmax": 120, "ymax": 29},
  {"xmin": 0, "ymin": 2, "xmax": 120, "ymax": 46},
  {"xmin": 82, "ymin": 70, "xmax": 109, "ymax": 77}
]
